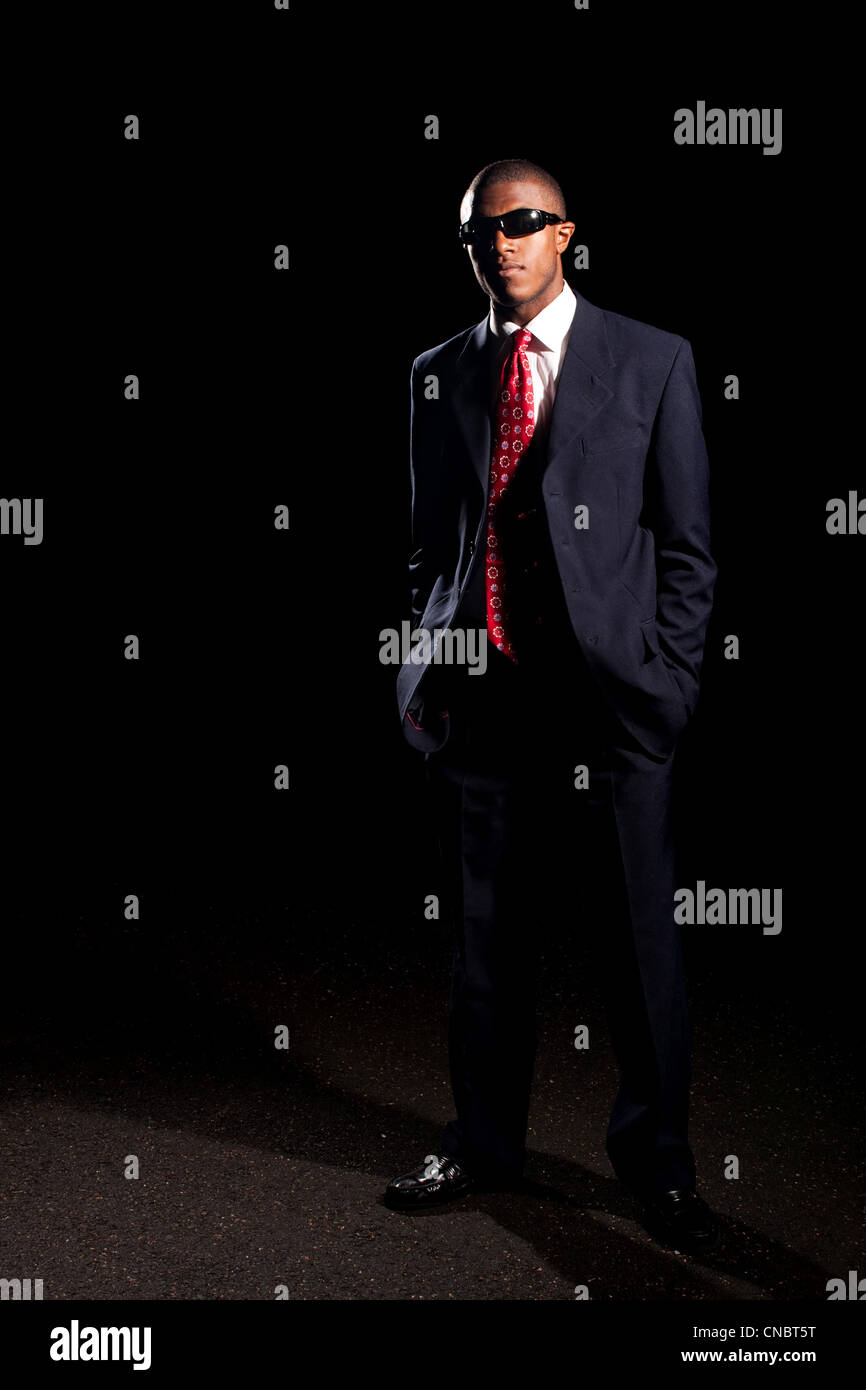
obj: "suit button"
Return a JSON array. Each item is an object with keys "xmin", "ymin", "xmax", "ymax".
[
  {"xmin": 586, "ymin": 632, "xmax": 599, "ymax": 645},
  {"xmin": 572, "ymin": 585, "xmax": 583, "ymax": 595}
]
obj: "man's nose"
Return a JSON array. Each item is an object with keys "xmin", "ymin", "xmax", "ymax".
[{"xmin": 482, "ymin": 227, "xmax": 517, "ymax": 256}]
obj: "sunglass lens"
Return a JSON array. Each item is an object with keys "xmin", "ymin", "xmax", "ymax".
[
  {"xmin": 504, "ymin": 209, "xmax": 541, "ymax": 236},
  {"xmin": 461, "ymin": 210, "xmax": 548, "ymax": 242}
]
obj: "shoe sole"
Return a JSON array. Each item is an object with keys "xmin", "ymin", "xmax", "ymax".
[
  {"xmin": 641, "ymin": 1209, "xmax": 718, "ymax": 1253},
  {"xmin": 383, "ymin": 1179, "xmax": 475, "ymax": 1212}
]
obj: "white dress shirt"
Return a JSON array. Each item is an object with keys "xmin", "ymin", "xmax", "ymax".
[{"xmin": 487, "ymin": 280, "xmax": 578, "ymax": 440}]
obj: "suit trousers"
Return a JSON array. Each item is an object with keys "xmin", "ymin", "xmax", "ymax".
[{"xmin": 424, "ymin": 642, "xmax": 697, "ymax": 1197}]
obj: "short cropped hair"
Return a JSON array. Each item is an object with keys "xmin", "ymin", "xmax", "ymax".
[{"xmin": 462, "ymin": 159, "xmax": 567, "ymax": 220}]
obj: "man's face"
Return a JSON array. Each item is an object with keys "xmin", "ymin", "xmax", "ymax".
[{"xmin": 460, "ymin": 178, "xmax": 575, "ymax": 315}]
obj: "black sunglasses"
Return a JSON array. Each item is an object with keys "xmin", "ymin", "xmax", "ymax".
[{"xmin": 458, "ymin": 208, "xmax": 563, "ymax": 245}]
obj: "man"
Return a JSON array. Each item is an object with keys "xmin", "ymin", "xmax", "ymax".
[{"xmin": 384, "ymin": 159, "xmax": 718, "ymax": 1253}]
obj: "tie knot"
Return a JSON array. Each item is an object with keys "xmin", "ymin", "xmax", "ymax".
[{"xmin": 513, "ymin": 328, "xmax": 533, "ymax": 351}]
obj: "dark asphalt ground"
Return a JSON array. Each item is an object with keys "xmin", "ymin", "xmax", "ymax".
[{"xmin": 1, "ymin": 904, "xmax": 861, "ymax": 1303}]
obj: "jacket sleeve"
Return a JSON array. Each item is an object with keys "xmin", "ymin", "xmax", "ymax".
[
  {"xmin": 399, "ymin": 356, "xmax": 440, "ymax": 738},
  {"xmin": 407, "ymin": 354, "xmax": 441, "ymax": 627},
  {"xmin": 645, "ymin": 337, "xmax": 717, "ymax": 710}
]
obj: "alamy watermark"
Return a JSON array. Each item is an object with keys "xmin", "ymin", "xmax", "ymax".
[
  {"xmin": 0, "ymin": 498, "xmax": 43, "ymax": 544},
  {"xmin": 1, "ymin": 1277, "xmax": 43, "ymax": 1299},
  {"xmin": 675, "ymin": 882, "xmax": 782, "ymax": 935},
  {"xmin": 674, "ymin": 103, "xmax": 782, "ymax": 156},
  {"xmin": 379, "ymin": 622, "xmax": 488, "ymax": 674},
  {"xmin": 50, "ymin": 1321, "xmax": 152, "ymax": 1371}
]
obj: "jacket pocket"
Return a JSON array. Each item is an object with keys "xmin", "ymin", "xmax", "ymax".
[
  {"xmin": 581, "ymin": 428, "xmax": 646, "ymax": 457},
  {"xmin": 640, "ymin": 618, "xmax": 689, "ymax": 708},
  {"xmin": 640, "ymin": 613, "xmax": 661, "ymax": 650}
]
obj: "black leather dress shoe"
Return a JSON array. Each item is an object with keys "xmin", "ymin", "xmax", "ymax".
[
  {"xmin": 637, "ymin": 1187, "xmax": 718, "ymax": 1252},
  {"xmin": 383, "ymin": 1153, "xmax": 475, "ymax": 1211}
]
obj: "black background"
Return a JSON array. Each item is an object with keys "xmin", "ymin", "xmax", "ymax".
[{"xmin": 1, "ymin": 0, "xmax": 862, "ymax": 1314}]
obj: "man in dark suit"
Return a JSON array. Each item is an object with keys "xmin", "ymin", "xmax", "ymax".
[{"xmin": 384, "ymin": 159, "xmax": 718, "ymax": 1252}]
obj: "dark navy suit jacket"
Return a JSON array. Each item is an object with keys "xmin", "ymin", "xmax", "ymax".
[{"xmin": 397, "ymin": 289, "xmax": 717, "ymax": 761}]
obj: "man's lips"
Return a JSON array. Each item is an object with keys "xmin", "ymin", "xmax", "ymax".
[{"xmin": 493, "ymin": 264, "xmax": 524, "ymax": 277}]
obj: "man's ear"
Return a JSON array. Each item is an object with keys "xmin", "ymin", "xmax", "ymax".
[{"xmin": 556, "ymin": 221, "xmax": 576, "ymax": 255}]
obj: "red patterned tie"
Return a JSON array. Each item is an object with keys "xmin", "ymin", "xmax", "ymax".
[{"xmin": 486, "ymin": 328, "xmax": 536, "ymax": 661}]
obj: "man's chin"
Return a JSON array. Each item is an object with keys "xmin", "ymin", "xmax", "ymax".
[{"xmin": 488, "ymin": 284, "xmax": 523, "ymax": 310}]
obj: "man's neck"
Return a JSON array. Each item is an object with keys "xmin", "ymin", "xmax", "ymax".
[{"xmin": 492, "ymin": 277, "xmax": 564, "ymax": 328}]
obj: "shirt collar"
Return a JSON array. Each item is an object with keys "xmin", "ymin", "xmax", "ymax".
[{"xmin": 488, "ymin": 279, "xmax": 577, "ymax": 354}]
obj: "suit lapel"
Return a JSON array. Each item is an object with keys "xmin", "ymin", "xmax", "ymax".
[
  {"xmin": 545, "ymin": 292, "xmax": 615, "ymax": 477},
  {"xmin": 451, "ymin": 317, "xmax": 492, "ymax": 492},
  {"xmin": 450, "ymin": 292, "xmax": 616, "ymax": 493}
]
